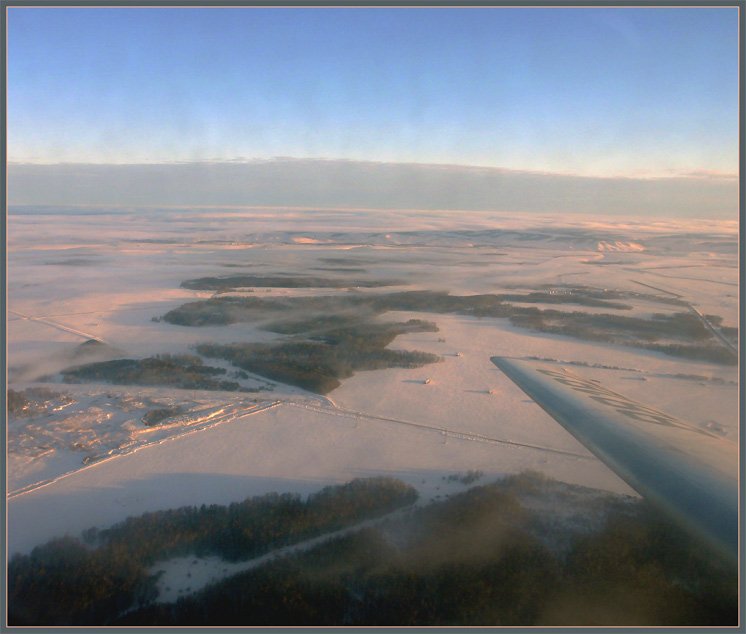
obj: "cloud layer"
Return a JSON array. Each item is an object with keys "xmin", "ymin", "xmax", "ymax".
[{"xmin": 7, "ymin": 159, "xmax": 738, "ymax": 219}]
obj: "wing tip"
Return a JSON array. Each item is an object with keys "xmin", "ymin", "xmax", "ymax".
[{"xmin": 490, "ymin": 356, "xmax": 519, "ymax": 371}]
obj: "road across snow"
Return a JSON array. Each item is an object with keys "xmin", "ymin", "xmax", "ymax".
[
  {"xmin": 287, "ymin": 401, "xmax": 592, "ymax": 458},
  {"xmin": 8, "ymin": 309, "xmax": 106, "ymax": 343},
  {"xmin": 7, "ymin": 400, "xmax": 281, "ymax": 498},
  {"xmin": 6, "ymin": 396, "xmax": 635, "ymax": 557}
]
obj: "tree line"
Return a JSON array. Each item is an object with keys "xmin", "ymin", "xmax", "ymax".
[
  {"xmin": 60, "ymin": 356, "xmax": 253, "ymax": 392},
  {"xmin": 160, "ymin": 288, "xmax": 732, "ymax": 364},
  {"xmin": 113, "ymin": 474, "xmax": 737, "ymax": 627},
  {"xmin": 196, "ymin": 319, "xmax": 442, "ymax": 394},
  {"xmin": 8, "ymin": 477, "xmax": 419, "ymax": 626}
]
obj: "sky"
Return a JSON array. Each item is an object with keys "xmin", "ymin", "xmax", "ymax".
[{"xmin": 5, "ymin": 5, "xmax": 741, "ymax": 215}]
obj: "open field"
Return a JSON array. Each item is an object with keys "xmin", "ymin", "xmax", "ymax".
[{"xmin": 6, "ymin": 206, "xmax": 739, "ymax": 621}]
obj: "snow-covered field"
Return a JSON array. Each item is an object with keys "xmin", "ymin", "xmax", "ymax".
[{"xmin": 7, "ymin": 207, "xmax": 738, "ymax": 574}]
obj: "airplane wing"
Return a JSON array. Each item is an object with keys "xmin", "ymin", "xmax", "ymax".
[{"xmin": 491, "ymin": 356, "xmax": 738, "ymax": 568}]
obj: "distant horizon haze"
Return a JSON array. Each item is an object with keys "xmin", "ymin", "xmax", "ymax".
[{"xmin": 7, "ymin": 158, "xmax": 738, "ymax": 219}]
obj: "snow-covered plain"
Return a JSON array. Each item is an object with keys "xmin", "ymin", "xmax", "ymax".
[{"xmin": 7, "ymin": 207, "xmax": 738, "ymax": 577}]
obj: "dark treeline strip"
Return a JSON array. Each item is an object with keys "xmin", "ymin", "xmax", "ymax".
[
  {"xmin": 181, "ymin": 275, "xmax": 399, "ymax": 290},
  {"xmin": 197, "ymin": 342, "xmax": 344, "ymax": 394},
  {"xmin": 8, "ymin": 536, "xmax": 155, "ymax": 626},
  {"xmin": 114, "ymin": 475, "xmax": 737, "ymax": 627},
  {"xmin": 60, "ymin": 356, "xmax": 253, "ymax": 392},
  {"xmin": 7, "ymin": 388, "xmax": 30, "ymax": 413},
  {"xmin": 196, "ymin": 319, "xmax": 442, "ymax": 394},
  {"xmin": 161, "ymin": 290, "xmax": 731, "ymax": 365},
  {"xmin": 509, "ymin": 309, "xmax": 712, "ymax": 342},
  {"xmin": 7, "ymin": 387, "xmax": 74, "ymax": 416},
  {"xmin": 510, "ymin": 311, "xmax": 736, "ymax": 365},
  {"xmin": 720, "ymin": 326, "xmax": 738, "ymax": 344},
  {"xmin": 95, "ymin": 477, "xmax": 418, "ymax": 565},
  {"xmin": 161, "ymin": 289, "xmax": 632, "ymax": 328},
  {"xmin": 637, "ymin": 343, "xmax": 737, "ymax": 365},
  {"xmin": 498, "ymin": 290, "xmax": 632, "ymax": 310},
  {"xmin": 8, "ymin": 477, "xmax": 419, "ymax": 626}
]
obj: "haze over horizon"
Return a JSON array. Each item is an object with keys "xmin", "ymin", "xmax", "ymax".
[
  {"xmin": 7, "ymin": 5, "xmax": 740, "ymax": 218},
  {"xmin": 7, "ymin": 159, "xmax": 739, "ymax": 219}
]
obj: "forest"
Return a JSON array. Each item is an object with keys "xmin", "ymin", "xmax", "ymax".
[
  {"xmin": 49, "ymin": 284, "xmax": 736, "ymax": 398},
  {"xmin": 196, "ymin": 318, "xmax": 442, "ymax": 394},
  {"xmin": 161, "ymin": 287, "xmax": 736, "ymax": 365},
  {"xmin": 60, "ymin": 354, "xmax": 255, "ymax": 392},
  {"xmin": 112, "ymin": 475, "xmax": 738, "ymax": 627},
  {"xmin": 180, "ymin": 274, "xmax": 398, "ymax": 290},
  {"xmin": 7, "ymin": 386, "xmax": 74, "ymax": 416},
  {"xmin": 8, "ymin": 477, "xmax": 419, "ymax": 626},
  {"xmin": 161, "ymin": 288, "xmax": 632, "ymax": 328},
  {"xmin": 9, "ymin": 472, "xmax": 734, "ymax": 626}
]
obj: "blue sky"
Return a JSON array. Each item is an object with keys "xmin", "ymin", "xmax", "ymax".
[{"xmin": 7, "ymin": 6, "xmax": 739, "ymax": 178}]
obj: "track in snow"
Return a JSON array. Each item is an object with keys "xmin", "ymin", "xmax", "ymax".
[
  {"xmin": 7, "ymin": 400, "xmax": 282, "ymax": 499},
  {"xmin": 8, "ymin": 309, "xmax": 107, "ymax": 343},
  {"xmin": 286, "ymin": 402, "xmax": 592, "ymax": 459}
]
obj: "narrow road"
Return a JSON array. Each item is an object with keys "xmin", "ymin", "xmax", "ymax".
[
  {"xmin": 12, "ymin": 305, "xmax": 168, "ymax": 318},
  {"xmin": 629, "ymin": 280, "xmax": 736, "ymax": 360},
  {"xmin": 287, "ymin": 402, "xmax": 592, "ymax": 459},
  {"xmin": 687, "ymin": 304, "xmax": 738, "ymax": 358},
  {"xmin": 630, "ymin": 279, "xmax": 682, "ymax": 298},
  {"xmin": 8, "ymin": 309, "xmax": 107, "ymax": 344},
  {"xmin": 642, "ymin": 271, "xmax": 738, "ymax": 287},
  {"xmin": 7, "ymin": 400, "xmax": 282, "ymax": 499}
]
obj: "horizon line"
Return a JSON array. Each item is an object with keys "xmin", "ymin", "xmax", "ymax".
[{"xmin": 7, "ymin": 157, "xmax": 738, "ymax": 182}]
